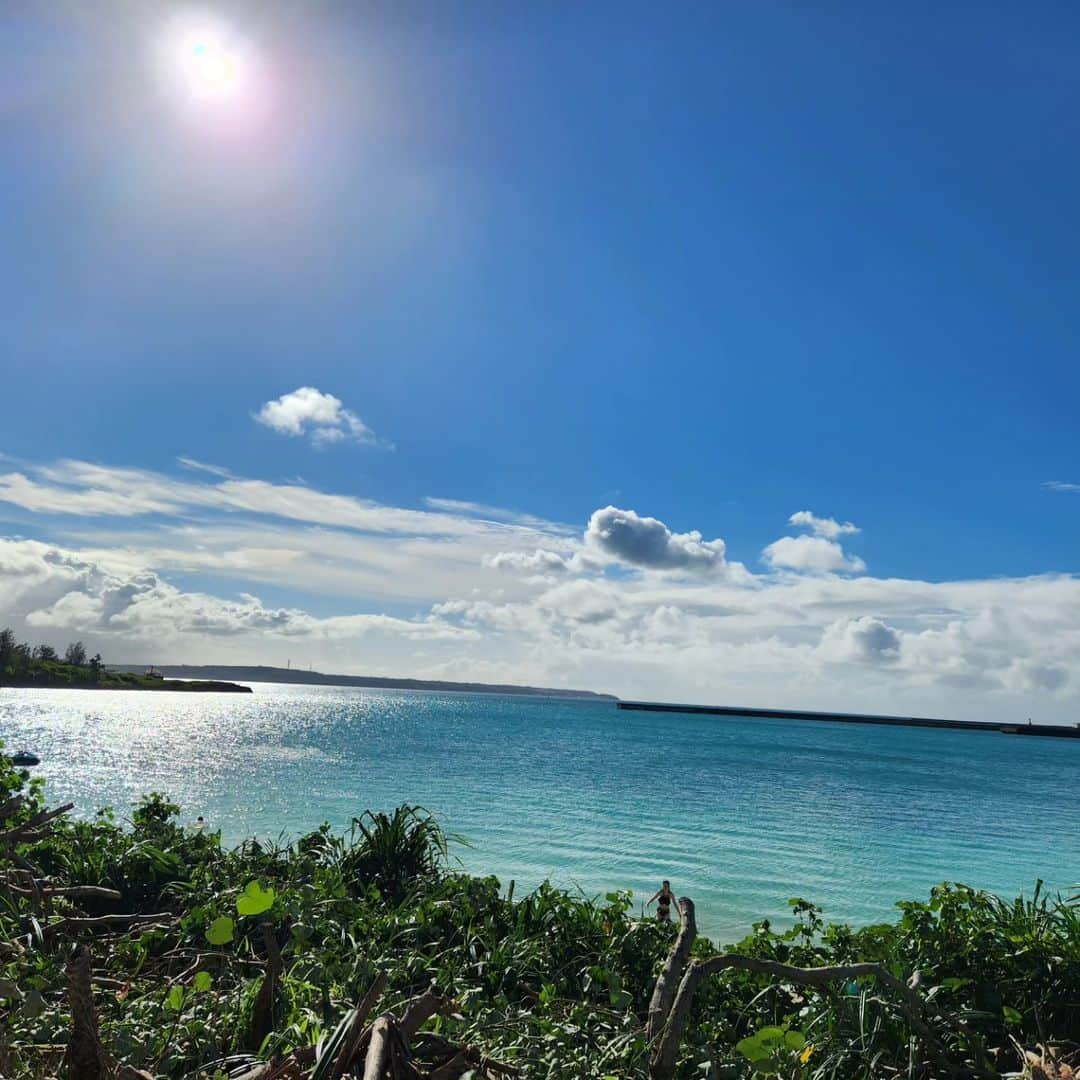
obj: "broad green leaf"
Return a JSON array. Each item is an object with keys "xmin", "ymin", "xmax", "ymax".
[
  {"xmin": 237, "ymin": 880, "xmax": 275, "ymax": 916},
  {"xmin": 1003, "ymin": 1005, "xmax": 1022, "ymax": 1026},
  {"xmin": 166, "ymin": 985, "xmax": 186, "ymax": 1011},
  {"xmin": 754, "ymin": 1027, "xmax": 786, "ymax": 1048},
  {"xmin": 784, "ymin": 1030, "xmax": 807, "ymax": 1051},
  {"xmin": 736, "ymin": 1035, "xmax": 765, "ymax": 1060},
  {"xmin": 193, "ymin": 971, "xmax": 213, "ymax": 993},
  {"xmin": 206, "ymin": 916, "xmax": 235, "ymax": 945}
]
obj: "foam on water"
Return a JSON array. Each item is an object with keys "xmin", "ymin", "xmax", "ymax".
[{"xmin": 2, "ymin": 683, "xmax": 1078, "ymax": 941}]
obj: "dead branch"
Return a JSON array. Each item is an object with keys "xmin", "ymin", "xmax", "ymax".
[
  {"xmin": 362, "ymin": 1015, "xmax": 396, "ymax": 1080},
  {"xmin": 248, "ymin": 920, "xmax": 285, "ymax": 1051},
  {"xmin": 232, "ymin": 1046, "xmax": 316, "ymax": 1080},
  {"xmin": 46, "ymin": 912, "xmax": 172, "ymax": 933},
  {"xmin": 64, "ymin": 945, "xmax": 106, "ymax": 1080},
  {"xmin": 4, "ymin": 882, "xmax": 123, "ymax": 902},
  {"xmin": 0, "ymin": 802, "xmax": 74, "ymax": 848},
  {"xmin": 329, "ymin": 970, "xmax": 390, "ymax": 1080},
  {"xmin": 649, "ymin": 949, "xmax": 974, "ymax": 1080},
  {"xmin": 400, "ymin": 988, "xmax": 449, "ymax": 1037},
  {"xmin": 646, "ymin": 896, "xmax": 696, "ymax": 1046},
  {"xmin": 413, "ymin": 1033, "xmax": 520, "ymax": 1078}
]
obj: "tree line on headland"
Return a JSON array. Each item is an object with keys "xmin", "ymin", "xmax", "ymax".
[
  {"xmin": 0, "ymin": 629, "xmax": 251, "ymax": 692},
  {"xmin": 0, "ymin": 628, "xmax": 105, "ymax": 680},
  {"xmin": 0, "ymin": 747, "xmax": 1076, "ymax": 1078}
]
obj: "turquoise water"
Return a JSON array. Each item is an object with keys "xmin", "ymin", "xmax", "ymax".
[{"xmin": 2, "ymin": 684, "xmax": 1078, "ymax": 941}]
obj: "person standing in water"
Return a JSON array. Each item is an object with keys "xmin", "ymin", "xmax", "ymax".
[{"xmin": 647, "ymin": 880, "xmax": 677, "ymax": 922}]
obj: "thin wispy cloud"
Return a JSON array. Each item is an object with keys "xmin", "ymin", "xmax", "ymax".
[
  {"xmin": 177, "ymin": 456, "xmax": 236, "ymax": 479},
  {"xmin": 1044, "ymin": 481, "xmax": 1080, "ymax": 493}
]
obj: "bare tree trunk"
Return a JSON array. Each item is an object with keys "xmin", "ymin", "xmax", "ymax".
[{"xmin": 646, "ymin": 896, "xmax": 696, "ymax": 1048}]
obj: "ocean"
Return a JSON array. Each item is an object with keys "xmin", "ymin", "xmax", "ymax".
[{"xmin": 2, "ymin": 683, "xmax": 1077, "ymax": 942}]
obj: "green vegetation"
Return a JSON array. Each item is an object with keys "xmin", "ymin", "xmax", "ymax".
[
  {"xmin": 1, "ymin": 748, "xmax": 1077, "ymax": 1078},
  {"xmin": 0, "ymin": 629, "xmax": 251, "ymax": 692}
]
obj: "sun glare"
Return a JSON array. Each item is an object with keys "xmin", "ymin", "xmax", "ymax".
[
  {"xmin": 186, "ymin": 41, "xmax": 239, "ymax": 96},
  {"xmin": 157, "ymin": 11, "xmax": 254, "ymax": 110}
]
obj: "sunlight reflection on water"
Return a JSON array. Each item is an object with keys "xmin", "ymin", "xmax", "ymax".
[{"xmin": 3, "ymin": 683, "xmax": 1079, "ymax": 942}]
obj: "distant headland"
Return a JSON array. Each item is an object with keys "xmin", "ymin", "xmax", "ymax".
[
  {"xmin": 0, "ymin": 629, "xmax": 251, "ymax": 693},
  {"xmin": 108, "ymin": 663, "xmax": 617, "ymax": 701}
]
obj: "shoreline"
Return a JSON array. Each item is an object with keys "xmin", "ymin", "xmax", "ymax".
[{"xmin": 1, "ymin": 678, "xmax": 252, "ymax": 693}]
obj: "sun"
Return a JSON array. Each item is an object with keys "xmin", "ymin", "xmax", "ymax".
[
  {"xmin": 156, "ymin": 12, "xmax": 253, "ymax": 109},
  {"xmin": 185, "ymin": 40, "xmax": 240, "ymax": 97}
]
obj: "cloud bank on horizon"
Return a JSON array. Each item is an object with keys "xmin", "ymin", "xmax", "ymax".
[{"xmin": 1, "ymin": 448, "xmax": 1079, "ymax": 724}]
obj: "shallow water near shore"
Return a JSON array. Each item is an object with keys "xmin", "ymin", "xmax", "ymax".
[{"xmin": 3, "ymin": 683, "xmax": 1078, "ymax": 941}]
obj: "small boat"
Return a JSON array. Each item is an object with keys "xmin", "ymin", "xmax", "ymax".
[{"xmin": 11, "ymin": 751, "xmax": 40, "ymax": 767}]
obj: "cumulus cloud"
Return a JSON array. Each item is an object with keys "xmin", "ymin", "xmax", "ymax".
[
  {"xmin": 255, "ymin": 387, "xmax": 377, "ymax": 447},
  {"xmin": 585, "ymin": 506, "xmax": 727, "ymax": 573},
  {"xmin": 763, "ymin": 509, "xmax": 865, "ymax": 574},
  {"xmin": 788, "ymin": 510, "xmax": 860, "ymax": 539},
  {"xmin": 818, "ymin": 616, "xmax": 901, "ymax": 664},
  {"xmin": 763, "ymin": 535, "xmax": 867, "ymax": 575}
]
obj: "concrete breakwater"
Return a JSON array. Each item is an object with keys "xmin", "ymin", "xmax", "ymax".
[{"xmin": 617, "ymin": 700, "xmax": 1080, "ymax": 739}]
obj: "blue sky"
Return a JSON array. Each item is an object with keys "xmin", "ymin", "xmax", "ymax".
[{"xmin": 2, "ymin": 3, "xmax": 1079, "ymax": 718}]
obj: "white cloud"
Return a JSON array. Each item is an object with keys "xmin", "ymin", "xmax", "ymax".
[
  {"xmin": 176, "ymin": 457, "xmax": 236, "ymax": 479},
  {"xmin": 818, "ymin": 616, "xmax": 901, "ymax": 664},
  {"xmin": 484, "ymin": 549, "xmax": 571, "ymax": 574},
  {"xmin": 763, "ymin": 535, "xmax": 867, "ymax": 575},
  {"xmin": 255, "ymin": 387, "xmax": 377, "ymax": 447},
  {"xmin": 3, "ymin": 453, "xmax": 1080, "ymax": 721},
  {"xmin": 424, "ymin": 498, "xmax": 568, "ymax": 532},
  {"xmin": 585, "ymin": 506, "xmax": 727, "ymax": 573},
  {"xmin": 3, "ymin": 539, "xmax": 476, "ymax": 648},
  {"xmin": 788, "ymin": 510, "xmax": 860, "ymax": 539},
  {"xmin": 0, "ymin": 459, "xmax": 570, "ymax": 545},
  {"xmin": 1044, "ymin": 481, "xmax": 1080, "ymax": 494},
  {"xmin": 763, "ymin": 509, "xmax": 865, "ymax": 574}
]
